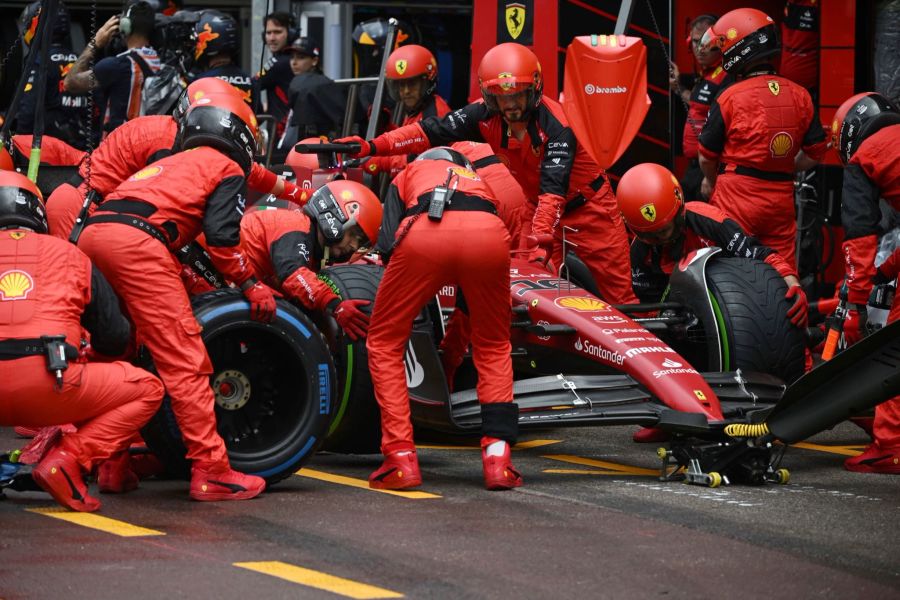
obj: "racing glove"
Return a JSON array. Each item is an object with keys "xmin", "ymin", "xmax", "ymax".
[
  {"xmin": 842, "ymin": 307, "xmax": 868, "ymax": 347},
  {"xmin": 242, "ymin": 279, "xmax": 278, "ymax": 323},
  {"xmin": 785, "ymin": 285, "xmax": 808, "ymax": 328},
  {"xmin": 331, "ymin": 136, "xmax": 373, "ymax": 158},
  {"xmin": 277, "ymin": 179, "xmax": 308, "ymax": 206},
  {"xmin": 329, "ymin": 298, "xmax": 371, "ymax": 341}
]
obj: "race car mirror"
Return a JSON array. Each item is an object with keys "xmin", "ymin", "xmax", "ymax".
[{"xmin": 562, "ymin": 34, "xmax": 650, "ymax": 169}]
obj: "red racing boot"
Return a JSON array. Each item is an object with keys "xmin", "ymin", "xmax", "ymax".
[
  {"xmin": 481, "ymin": 437, "xmax": 522, "ymax": 491},
  {"xmin": 369, "ymin": 451, "xmax": 422, "ymax": 490},
  {"xmin": 190, "ymin": 462, "xmax": 266, "ymax": 501},
  {"xmin": 32, "ymin": 447, "xmax": 101, "ymax": 512},
  {"xmin": 844, "ymin": 441, "xmax": 900, "ymax": 474},
  {"xmin": 98, "ymin": 451, "xmax": 140, "ymax": 494}
]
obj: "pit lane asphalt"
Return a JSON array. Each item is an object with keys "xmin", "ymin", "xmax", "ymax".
[{"xmin": 2, "ymin": 422, "xmax": 899, "ymax": 599}]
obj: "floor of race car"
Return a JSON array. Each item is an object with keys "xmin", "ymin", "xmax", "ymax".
[{"xmin": 2, "ymin": 422, "xmax": 899, "ymax": 598}]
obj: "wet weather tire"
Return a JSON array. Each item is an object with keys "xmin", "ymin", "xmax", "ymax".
[
  {"xmin": 141, "ymin": 289, "xmax": 337, "ymax": 484},
  {"xmin": 704, "ymin": 257, "xmax": 806, "ymax": 383},
  {"xmin": 316, "ymin": 264, "xmax": 384, "ymax": 454}
]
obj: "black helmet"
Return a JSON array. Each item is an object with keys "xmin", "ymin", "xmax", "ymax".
[
  {"xmin": 194, "ymin": 10, "xmax": 239, "ymax": 64},
  {"xmin": 0, "ymin": 171, "xmax": 47, "ymax": 233},
  {"xmin": 20, "ymin": 1, "xmax": 71, "ymax": 47},
  {"xmin": 178, "ymin": 94, "xmax": 258, "ymax": 173},
  {"xmin": 415, "ymin": 146, "xmax": 473, "ymax": 170},
  {"xmin": 832, "ymin": 92, "xmax": 900, "ymax": 165},
  {"xmin": 351, "ymin": 17, "xmax": 417, "ymax": 77}
]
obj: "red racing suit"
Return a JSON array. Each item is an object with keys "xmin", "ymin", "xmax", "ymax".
[
  {"xmin": 240, "ymin": 207, "xmax": 341, "ymax": 311},
  {"xmin": 367, "ymin": 97, "xmax": 637, "ymax": 305},
  {"xmin": 682, "ymin": 64, "xmax": 730, "ymax": 160},
  {"xmin": 839, "ymin": 124, "xmax": 900, "ymax": 447},
  {"xmin": 46, "ymin": 115, "xmax": 294, "ymax": 239},
  {"xmin": 78, "ymin": 146, "xmax": 256, "ymax": 468},
  {"xmin": 699, "ymin": 74, "xmax": 828, "ymax": 269},
  {"xmin": 780, "ymin": 0, "xmax": 820, "ymax": 90},
  {"xmin": 365, "ymin": 94, "xmax": 452, "ymax": 178},
  {"xmin": 0, "ymin": 229, "xmax": 163, "ymax": 471},
  {"xmin": 369, "ymin": 158, "xmax": 513, "ymax": 454},
  {"xmin": 630, "ymin": 202, "xmax": 796, "ymax": 302}
]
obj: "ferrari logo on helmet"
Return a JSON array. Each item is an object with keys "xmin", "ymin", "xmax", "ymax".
[
  {"xmin": 195, "ymin": 23, "xmax": 220, "ymax": 60},
  {"xmin": 9, "ymin": 231, "xmax": 26, "ymax": 240},
  {"xmin": 505, "ymin": 2, "xmax": 526, "ymax": 40},
  {"xmin": 395, "ymin": 59, "xmax": 407, "ymax": 75},
  {"xmin": 640, "ymin": 203, "xmax": 657, "ymax": 223},
  {"xmin": 497, "ymin": 72, "xmax": 517, "ymax": 91},
  {"xmin": 767, "ymin": 80, "xmax": 780, "ymax": 96},
  {"xmin": 0, "ymin": 270, "xmax": 34, "ymax": 301}
]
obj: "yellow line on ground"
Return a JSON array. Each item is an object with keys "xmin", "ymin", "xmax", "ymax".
[
  {"xmin": 416, "ymin": 439, "xmax": 562, "ymax": 451},
  {"xmin": 542, "ymin": 454, "xmax": 658, "ymax": 476},
  {"xmin": 792, "ymin": 442, "xmax": 866, "ymax": 456},
  {"xmin": 296, "ymin": 468, "xmax": 441, "ymax": 499},
  {"xmin": 26, "ymin": 507, "xmax": 165, "ymax": 537},
  {"xmin": 543, "ymin": 468, "xmax": 626, "ymax": 475},
  {"xmin": 234, "ymin": 561, "xmax": 403, "ymax": 599}
]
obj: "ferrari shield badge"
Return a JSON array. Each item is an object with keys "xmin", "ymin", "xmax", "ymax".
[
  {"xmin": 640, "ymin": 203, "xmax": 657, "ymax": 223},
  {"xmin": 505, "ymin": 2, "xmax": 526, "ymax": 40},
  {"xmin": 395, "ymin": 59, "xmax": 407, "ymax": 75},
  {"xmin": 767, "ymin": 80, "xmax": 780, "ymax": 96}
]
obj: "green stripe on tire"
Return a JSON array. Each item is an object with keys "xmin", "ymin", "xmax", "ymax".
[{"xmin": 709, "ymin": 291, "xmax": 730, "ymax": 370}]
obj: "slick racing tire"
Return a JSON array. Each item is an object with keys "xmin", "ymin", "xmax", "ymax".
[
  {"xmin": 698, "ymin": 257, "xmax": 806, "ymax": 383},
  {"xmin": 141, "ymin": 289, "xmax": 337, "ymax": 484},
  {"xmin": 316, "ymin": 264, "xmax": 384, "ymax": 454}
]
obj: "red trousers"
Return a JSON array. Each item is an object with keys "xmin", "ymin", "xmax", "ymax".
[
  {"xmin": 367, "ymin": 212, "xmax": 513, "ymax": 454},
  {"xmin": 525, "ymin": 187, "xmax": 638, "ymax": 305},
  {"xmin": 79, "ymin": 223, "xmax": 229, "ymax": 466},
  {"xmin": 46, "ymin": 182, "xmax": 89, "ymax": 241},
  {"xmin": 0, "ymin": 357, "xmax": 163, "ymax": 470},
  {"xmin": 874, "ymin": 298, "xmax": 900, "ymax": 447},
  {"xmin": 711, "ymin": 173, "xmax": 797, "ymax": 272}
]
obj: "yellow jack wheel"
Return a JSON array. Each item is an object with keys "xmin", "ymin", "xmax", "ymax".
[
  {"xmin": 774, "ymin": 468, "xmax": 790, "ymax": 484},
  {"xmin": 656, "ymin": 447, "xmax": 668, "ymax": 459},
  {"xmin": 707, "ymin": 472, "xmax": 722, "ymax": 488}
]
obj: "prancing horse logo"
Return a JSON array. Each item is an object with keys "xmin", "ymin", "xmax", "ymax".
[{"xmin": 505, "ymin": 2, "xmax": 526, "ymax": 40}]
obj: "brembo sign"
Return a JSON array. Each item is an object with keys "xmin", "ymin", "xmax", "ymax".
[{"xmin": 584, "ymin": 83, "xmax": 628, "ymax": 95}]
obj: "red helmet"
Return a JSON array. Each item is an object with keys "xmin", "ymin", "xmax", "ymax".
[
  {"xmin": 178, "ymin": 93, "xmax": 259, "ymax": 173},
  {"xmin": 0, "ymin": 170, "xmax": 46, "ymax": 233},
  {"xmin": 172, "ymin": 76, "xmax": 244, "ymax": 123},
  {"xmin": 616, "ymin": 163, "xmax": 684, "ymax": 235},
  {"xmin": 303, "ymin": 180, "xmax": 382, "ymax": 249},
  {"xmin": 286, "ymin": 136, "xmax": 325, "ymax": 171},
  {"xmin": 0, "ymin": 145, "xmax": 13, "ymax": 171},
  {"xmin": 700, "ymin": 8, "xmax": 779, "ymax": 75},
  {"xmin": 385, "ymin": 45, "xmax": 438, "ymax": 102},
  {"xmin": 477, "ymin": 43, "xmax": 543, "ymax": 116},
  {"xmin": 831, "ymin": 92, "xmax": 900, "ymax": 165}
]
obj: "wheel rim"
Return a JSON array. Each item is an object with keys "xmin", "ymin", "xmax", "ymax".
[{"xmin": 205, "ymin": 324, "xmax": 315, "ymax": 462}]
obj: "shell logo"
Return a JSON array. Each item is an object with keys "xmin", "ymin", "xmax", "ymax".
[
  {"xmin": 770, "ymin": 132, "xmax": 793, "ymax": 158},
  {"xmin": 341, "ymin": 189, "xmax": 354, "ymax": 200},
  {"xmin": 554, "ymin": 296, "xmax": 609, "ymax": 312},
  {"xmin": 0, "ymin": 269, "xmax": 34, "ymax": 301},
  {"xmin": 395, "ymin": 59, "xmax": 407, "ymax": 75},
  {"xmin": 449, "ymin": 166, "xmax": 479, "ymax": 180},
  {"xmin": 640, "ymin": 203, "xmax": 657, "ymax": 223},
  {"xmin": 131, "ymin": 166, "xmax": 163, "ymax": 181},
  {"xmin": 726, "ymin": 28, "xmax": 738, "ymax": 40}
]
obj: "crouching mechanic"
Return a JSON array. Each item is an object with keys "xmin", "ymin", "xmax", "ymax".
[
  {"xmin": 617, "ymin": 163, "xmax": 807, "ymax": 443},
  {"xmin": 0, "ymin": 171, "xmax": 164, "ymax": 512},
  {"xmin": 368, "ymin": 147, "xmax": 522, "ymax": 491},
  {"xmin": 46, "ymin": 77, "xmax": 305, "ymax": 240},
  {"xmin": 336, "ymin": 42, "xmax": 638, "ymax": 306},
  {"xmin": 78, "ymin": 94, "xmax": 277, "ymax": 502},
  {"xmin": 830, "ymin": 92, "xmax": 900, "ymax": 474},
  {"xmin": 235, "ymin": 181, "xmax": 382, "ymax": 339}
]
